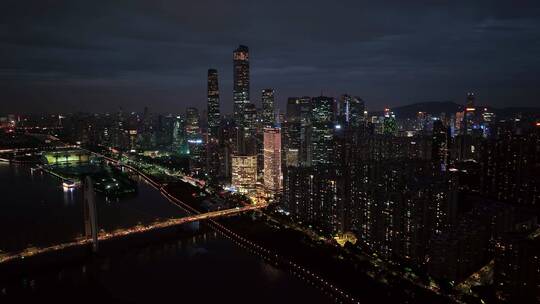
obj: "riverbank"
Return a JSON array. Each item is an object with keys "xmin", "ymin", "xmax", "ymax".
[{"xmin": 217, "ymin": 212, "xmax": 454, "ymax": 304}]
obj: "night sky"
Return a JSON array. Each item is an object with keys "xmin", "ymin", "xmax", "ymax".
[{"xmin": 1, "ymin": 0, "xmax": 540, "ymax": 114}]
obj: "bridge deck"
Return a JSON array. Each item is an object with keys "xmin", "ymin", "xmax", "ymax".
[{"xmin": 0, "ymin": 203, "xmax": 265, "ymax": 265}]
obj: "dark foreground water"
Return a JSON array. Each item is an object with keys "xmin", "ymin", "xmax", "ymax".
[
  {"xmin": 0, "ymin": 163, "xmax": 188, "ymax": 252},
  {"xmin": 0, "ymin": 163, "xmax": 333, "ymax": 303}
]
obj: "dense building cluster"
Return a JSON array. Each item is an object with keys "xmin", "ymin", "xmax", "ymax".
[
  {"xmin": 279, "ymin": 92, "xmax": 539, "ymax": 301},
  {"xmin": 4, "ymin": 45, "xmax": 539, "ymax": 302}
]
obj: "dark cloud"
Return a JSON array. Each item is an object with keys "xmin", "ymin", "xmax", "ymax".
[{"xmin": 1, "ymin": 0, "xmax": 540, "ymax": 113}]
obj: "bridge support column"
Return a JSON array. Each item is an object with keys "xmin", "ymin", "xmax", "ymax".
[{"xmin": 84, "ymin": 176, "xmax": 99, "ymax": 253}]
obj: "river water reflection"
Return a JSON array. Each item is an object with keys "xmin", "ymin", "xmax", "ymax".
[{"xmin": 0, "ymin": 163, "xmax": 333, "ymax": 303}]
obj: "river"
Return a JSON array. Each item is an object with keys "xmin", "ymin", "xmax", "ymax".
[{"xmin": 0, "ymin": 162, "xmax": 333, "ymax": 303}]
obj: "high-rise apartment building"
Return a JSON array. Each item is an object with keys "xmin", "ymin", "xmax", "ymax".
[
  {"xmin": 263, "ymin": 127, "xmax": 282, "ymax": 193},
  {"xmin": 207, "ymin": 69, "xmax": 220, "ymax": 140}
]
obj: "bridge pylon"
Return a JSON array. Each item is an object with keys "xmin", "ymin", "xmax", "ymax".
[{"xmin": 83, "ymin": 176, "xmax": 99, "ymax": 253}]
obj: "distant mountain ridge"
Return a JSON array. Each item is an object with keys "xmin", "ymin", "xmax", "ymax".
[
  {"xmin": 390, "ymin": 101, "xmax": 460, "ymax": 119},
  {"xmin": 374, "ymin": 101, "xmax": 540, "ymax": 119}
]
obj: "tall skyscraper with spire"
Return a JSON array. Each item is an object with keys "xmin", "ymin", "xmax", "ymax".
[
  {"xmin": 233, "ymin": 45, "xmax": 250, "ymax": 128},
  {"xmin": 207, "ymin": 69, "xmax": 220, "ymax": 139}
]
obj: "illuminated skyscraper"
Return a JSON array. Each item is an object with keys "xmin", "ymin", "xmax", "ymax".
[
  {"xmin": 311, "ymin": 96, "xmax": 335, "ymax": 168},
  {"xmin": 172, "ymin": 116, "xmax": 189, "ymax": 155},
  {"xmin": 339, "ymin": 95, "xmax": 365, "ymax": 128},
  {"xmin": 284, "ymin": 98, "xmax": 302, "ymax": 167},
  {"xmin": 299, "ymin": 96, "xmax": 313, "ymax": 166},
  {"xmin": 262, "ymin": 89, "xmax": 275, "ymax": 127},
  {"xmin": 458, "ymin": 93, "xmax": 482, "ymax": 160},
  {"xmin": 186, "ymin": 107, "xmax": 204, "ymax": 171},
  {"xmin": 382, "ymin": 108, "xmax": 397, "ymax": 135},
  {"xmin": 432, "ymin": 120, "xmax": 450, "ymax": 169},
  {"xmin": 286, "ymin": 97, "xmax": 301, "ymax": 122},
  {"xmin": 462, "ymin": 92, "xmax": 476, "ymax": 136},
  {"xmin": 283, "ymin": 96, "xmax": 313, "ymax": 167},
  {"xmin": 185, "ymin": 107, "xmax": 200, "ymax": 140},
  {"xmin": 263, "ymin": 127, "xmax": 282, "ymax": 193},
  {"xmin": 233, "ymin": 45, "xmax": 250, "ymax": 128},
  {"xmin": 231, "ymin": 155, "xmax": 257, "ymax": 194},
  {"xmin": 207, "ymin": 69, "xmax": 220, "ymax": 139},
  {"xmin": 243, "ymin": 102, "xmax": 257, "ymax": 138},
  {"xmin": 206, "ymin": 69, "xmax": 221, "ymax": 180}
]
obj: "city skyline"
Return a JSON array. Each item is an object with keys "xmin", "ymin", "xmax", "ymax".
[
  {"xmin": 2, "ymin": 1, "xmax": 540, "ymax": 114},
  {"xmin": 1, "ymin": 2, "xmax": 540, "ymax": 303}
]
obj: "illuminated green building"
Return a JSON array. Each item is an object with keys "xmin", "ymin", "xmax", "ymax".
[{"xmin": 42, "ymin": 150, "xmax": 91, "ymax": 165}]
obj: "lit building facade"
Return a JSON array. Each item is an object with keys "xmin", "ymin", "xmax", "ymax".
[
  {"xmin": 311, "ymin": 96, "xmax": 334, "ymax": 168},
  {"xmin": 207, "ymin": 68, "xmax": 220, "ymax": 139},
  {"xmin": 262, "ymin": 89, "xmax": 275, "ymax": 127},
  {"xmin": 382, "ymin": 108, "xmax": 397, "ymax": 135},
  {"xmin": 206, "ymin": 69, "xmax": 221, "ymax": 180},
  {"xmin": 231, "ymin": 154, "xmax": 257, "ymax": 194},
  {"xmin": 495, "ymin": 228, "xmax": 540, "ymax": 302},
  {"xmin": 283, "ymin": 97, "xmax": 302, "ymax": 168},
  {"xmin": 172, "ymin": 116, "xmax": 189, "ymax": 155},
  {"xmin": 233, "ymin": 45, "xmax": 250, "ymax": 129},
  {"xmin": 432, "ymin": 119, "xmax": 450, "ymax": 169},
  {"xmin": 185, "ymin": 107, "xmax": 204, "ymax": 171},
  {"xmin": 263, "ymin": 127, "xmax": 282, "ymax": 193},
  {"xmin": 339, "ymin": 95, "xmax": 365, "ymax": 127},
  {"xmin": 243, "ymin": 102, "xmax": 257, "ymax": 139},
  {"xmin": 479, "ymin": 124, "xmax": 539, "ymax": 207}
]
